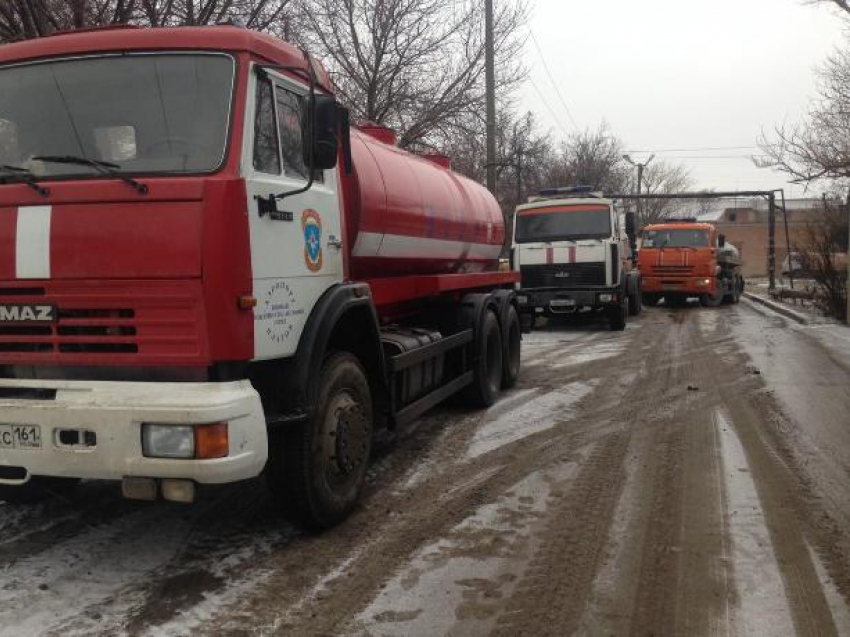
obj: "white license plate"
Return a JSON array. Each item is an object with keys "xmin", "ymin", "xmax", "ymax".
[
  {"xmin": 0, "ymin": 424, "xmax": 42, "ymax": 450},
  {"xmin": 551, "ymin": 299, "xmax": 576, "ymax": 308}
]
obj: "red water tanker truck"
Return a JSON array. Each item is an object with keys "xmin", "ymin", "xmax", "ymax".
[{"xmin": 0, "ymin": 25, "xmax": 520, "ymax": 529}]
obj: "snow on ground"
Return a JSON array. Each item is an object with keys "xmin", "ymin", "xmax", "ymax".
[
  {"xmin": 716, "ymin": 409, "xmax": 794, "ymax": 636},
  {"xmin": 141, "ymin": 530, "xmax": 291, "ymax": 637},
  {"xmin": 805, "ymin": 323, "xmax": 850, "ymax": 363},
  {"xmin": 465, "ymin": 381, "xmax": 595, "ymax": 460},
  {"xmin": 0, "ymin": 508, "xmax": 192, "ymax": 637}
]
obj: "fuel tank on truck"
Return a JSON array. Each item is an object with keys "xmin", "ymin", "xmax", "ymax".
[{"xmin": 343, "ymin": 125, "xmax": 505, "ymax": 279}]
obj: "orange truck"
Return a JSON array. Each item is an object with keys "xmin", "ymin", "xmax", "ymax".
[{"xmin": 637, "ymin": 219, "xmax": 744, "ymax": 307}]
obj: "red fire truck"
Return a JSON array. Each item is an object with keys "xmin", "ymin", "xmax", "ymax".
[{"xmin": 0, "ymin": 25, "xmax": 520, "ymax": 529}]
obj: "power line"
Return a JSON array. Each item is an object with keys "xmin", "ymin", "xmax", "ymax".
[
  {"xmin": 658, "ymin": 155, "xmax": 767, "ymax": 160},
  {"xmin": 528, "ymin": 29, "xmax": 579, "ymax": 131},
  {"xmin": 624, "ymin": 145, "xmax": 759, "ymax": 153},
  {"xmin": 528, "ymin": 77, "xmax": 573, "ymax": 140}
]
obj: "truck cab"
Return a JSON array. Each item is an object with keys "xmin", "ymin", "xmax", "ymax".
[
  {"xmin": 0, "ymin": 25, "xmax": 519, "ymax": 529},
  {"xmin": 512, "ymin": 187, "xmax": 642, "ymax": 331},
  {"xmin": 638, "ymin": 220, "xmax": 744, "ymax": 307}
]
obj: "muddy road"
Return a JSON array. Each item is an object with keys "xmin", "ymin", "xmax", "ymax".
[{"xmin": 2, "ymin": 301, "xmax": 850, "ymax": 636}]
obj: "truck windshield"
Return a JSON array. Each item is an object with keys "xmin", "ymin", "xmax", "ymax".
[
  {"xmin": 515, "ymin": 205, "xmax": 611, "ymax": 243},
  {"xmin": 0, "ymin": 54, "xmax": 234, "ymax": 178},
  {"xmin": 642, "ymin": 228, "xmax": 709, "ymax": 248}
]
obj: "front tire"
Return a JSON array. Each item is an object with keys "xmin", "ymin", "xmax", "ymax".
[
  {"xmin": 608, "ymin": 296, "xmax": 628, "ymax": 331},
  {"xmin": 268, "ymin": 352, "xmax": 373, "ymax": 531},
  {"xmin": 700, "ymin": 280, "xmax": 724, "ymax": 307}
]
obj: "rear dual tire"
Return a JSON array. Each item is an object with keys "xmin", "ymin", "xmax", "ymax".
[{"xmin": 464, "ymin": 309, "xmax": 504, "ymax": 407}]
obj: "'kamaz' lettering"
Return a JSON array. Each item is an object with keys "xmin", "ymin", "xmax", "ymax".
[{"xmin": 0, "ymin": 305, "xmax": 56, "ymax": 322}]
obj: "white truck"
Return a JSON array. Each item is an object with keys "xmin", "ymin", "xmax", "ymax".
[{"xmin": 512, "ymin": 187, "xmax": 642, "ymax": 330}]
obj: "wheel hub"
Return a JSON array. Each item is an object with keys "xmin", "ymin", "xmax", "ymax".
[{"xmin": 330, "ymin": 400, "xmax": 369, "ymax": 476}]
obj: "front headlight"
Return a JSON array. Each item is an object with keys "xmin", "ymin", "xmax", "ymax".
[
  {"xmin": 516, "ymin": 295, "xmax": 529, "ymax": 305},
  {"xmin": 696, "ymin": 278, "xmax": 711, "ymax": 287},
  {"xmin": 598, "ymin": 293, "xmax": 614, "ymax": 303},
  {"xmin": 142, "ymin": 424, "xmax": 194, "ymax": 459}
]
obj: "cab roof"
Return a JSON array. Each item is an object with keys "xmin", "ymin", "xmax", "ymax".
[
  {"xmin": 516, "ymin": 197, "xmax": 613, "ymax": 213},
  {"xmin": 0, "ymin": 24, "xmax": 331, "ymax": 89},
  {"xmin": 643, "ymin": 221, "xmax": 714, "ymax": 232}
]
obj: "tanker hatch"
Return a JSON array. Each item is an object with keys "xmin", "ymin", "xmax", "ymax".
[{"xmin": 358, "ymin": 123, "xmax": 397, "ymax": 145}]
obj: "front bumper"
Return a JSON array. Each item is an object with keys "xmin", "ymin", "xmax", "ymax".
[
  {"xmin": 0, "ymin": 378, "xmax": 267, "ymax": 486},
  {"xmin": 516, "ymin": 287, "xmax": 620, "ymax": 313},
  {"xmin": 642, "ymin": 277, "xmax": 715, "ymax": 295}
]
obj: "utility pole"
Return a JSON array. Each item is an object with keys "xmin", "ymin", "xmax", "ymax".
[
  {"xmin": 485, "ymin": 0, "xmax": 497, "ymax": 195},
  {"xmin": 845, "ymin": 192, "xmax": 850, "ymax": 325},
  {"xmin": 623, "ymin": 154, "xmax": 654, "ymax": 225},
  {"xmin": 768, "ymin": 192, "xmax": 776, "ymax": 290}
]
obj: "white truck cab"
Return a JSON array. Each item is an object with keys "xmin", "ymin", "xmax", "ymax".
[{"xmin": 512, "ymin": 186, "xmax": 642, "ymax": 331}]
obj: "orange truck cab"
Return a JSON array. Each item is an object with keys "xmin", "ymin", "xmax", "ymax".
[{"xmin": 637, "ymin": 219, "xmax": 744, "ymax": 307}]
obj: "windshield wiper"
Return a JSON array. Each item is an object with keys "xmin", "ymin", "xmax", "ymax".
[
  {"xmin": 0, "ymin": 165, "xmax": 50, "ymax": 197},
  {"xmin": 33, "ymin": 156, "xmax": 148, "ymax": 195}
]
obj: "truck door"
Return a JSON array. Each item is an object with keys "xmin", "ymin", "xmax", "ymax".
[{"xmin": 243, "ymin": 68, "xmax": 344, "ymax": 360}]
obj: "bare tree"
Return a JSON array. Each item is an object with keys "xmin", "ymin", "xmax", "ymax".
[
  {"xmin": 297, "ymin": 0, "xmax": 527, "ymax": 149},
  {"xmin": 540, "ymin": 124, "xmax": 631, "ymax": 195},
  {"xmin": 633, "ymin": 161, "xmax": 694, "ymax": 228},
  {"xmin": 794, "ymin": 197, "xmax": 848, "ymax": 319},
  {"xmin": 805, "ymin": 0, "xmax": 850, "ymax": 16},
  {"xmin": 0, "ymin": 0, "xmax": 293, "ymax": 42},
  {"xmin": 758, "ymin": 47, "xmax": 850, "ymax": 202}
]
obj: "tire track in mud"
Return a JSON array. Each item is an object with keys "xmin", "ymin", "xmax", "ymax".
[
  {"xmin": 177, "ymin": 322, "xmax": 657, "ymax": 635},
  {"xmin": 697, "ymin": 305, "xmax": 842, "ymax": 635},
  {"xmin": 490, "ymin": 431, "xmax": 631, "ymax": 637},
  {"xmin": 623, "ymin": 310, "xmax": 735, "ymax": 636}
]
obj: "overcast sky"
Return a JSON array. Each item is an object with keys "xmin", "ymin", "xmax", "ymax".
[{"xmin": 521, "ymin": 0, "xmax": 846, "ymax": 198}]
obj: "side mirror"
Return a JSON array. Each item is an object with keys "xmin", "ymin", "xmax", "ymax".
[
  {"xmin": 718, "ymin": 233, "xmax": 726, "ymax": 248},
  {"xmin": 303, "ymin": 94, "xmax": 339, "ymax": 171}
]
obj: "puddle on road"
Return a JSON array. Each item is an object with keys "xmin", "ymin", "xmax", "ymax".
[
  {"xmin": 351, "ymin": 459, "xmax": 580, "ymax": 636},
  {"xmin": 716, "ymin": 409, "xmax": 795, "ymax": 636},
  {"xmin": 465, "ymin": 381, "xmax": 596, "ymax": 460}
]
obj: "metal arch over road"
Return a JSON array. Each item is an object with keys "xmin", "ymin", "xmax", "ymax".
[{"xmin": 608, "ymin": 189, "xmax": 790, "ymax": 290}]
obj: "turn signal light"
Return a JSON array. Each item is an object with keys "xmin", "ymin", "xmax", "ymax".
[
  {"xmin": 238, "ymin": 295, "xmax": 257, "ymax": 310},
  {"xmin": 196, "ymin": 422, "xmax": 229, "ymax": 459}
]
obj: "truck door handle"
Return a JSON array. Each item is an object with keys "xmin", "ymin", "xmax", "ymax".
[{"xmin": 327, "ymin": 235, "xmax": 343, "ymax": 250}]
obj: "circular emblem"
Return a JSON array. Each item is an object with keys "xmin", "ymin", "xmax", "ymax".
[{"xmin": 301, "ymin": 209, "xmax": 323, "ymax": 272}]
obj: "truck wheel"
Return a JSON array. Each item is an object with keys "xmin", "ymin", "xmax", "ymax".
[
  {"xmin": 628, "ymin": 288, "xmax": 642, "ymax": 316},
  {"xmin": 642, "ymin": 293, "xmax": 659, "ymax": 307},
  {"xmin": 502, "ymin": 305, "xmax": 521, "ymax": 389},
  {"xmin": 608, "ymin": 296, "xmax": 628, "ymax": 331},
  {"xmin": 268, "ymin": 352, "xmax": 373, "ymax": 531},
  {"xmin": 700, "ymin": 281, "xmax": 723, "ymax": 307},
  {"xmin": 463, "ymin": 309, "xmax": 503, "ymax": 408},
  {"xmin": 0, "ymin": 477, "xmax": 79, "ymax": 504},
  {"xmin": 732, "ymin": 278, "xmax": 742, "ymax": 304}
]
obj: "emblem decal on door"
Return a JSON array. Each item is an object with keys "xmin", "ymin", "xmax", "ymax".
[{"xmin": 301, "ymin": 209, "xmax": 323, "ymax": 272}]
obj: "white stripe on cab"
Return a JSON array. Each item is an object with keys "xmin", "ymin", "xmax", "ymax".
[{"xmin": 16, "ymin": 205, "xmax": 51, "ymax": 279}]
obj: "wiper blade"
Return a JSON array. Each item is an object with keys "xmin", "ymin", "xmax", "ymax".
[
  {"xmin": 33, "ymin": 155, "xmax": 148, "ymax": 195},
  {"xmin": 0, "ymin": 164, "xmax": 50, "ymax": 197}
]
